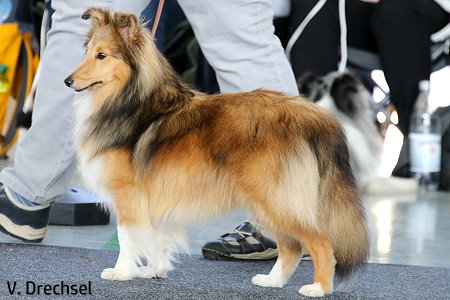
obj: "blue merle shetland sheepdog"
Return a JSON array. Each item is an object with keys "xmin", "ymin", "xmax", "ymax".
[{"xmin": 298, "ymin": 71, "xmax": 417, "ymax": 194}]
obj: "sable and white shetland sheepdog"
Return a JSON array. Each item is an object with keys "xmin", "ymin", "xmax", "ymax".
[{"xmin": 65, "ymin": 8, "xmax": 369, "ymax": 297}]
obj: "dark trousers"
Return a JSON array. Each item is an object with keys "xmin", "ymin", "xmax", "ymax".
[{"xmin": 288, "ymin": 0, "xmax": 449, "ymax": 135}]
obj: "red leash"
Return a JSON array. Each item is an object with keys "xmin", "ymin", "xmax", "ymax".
[{"xmin": 151, "ymin": 0, "xmax": 166, "ymax": 38}]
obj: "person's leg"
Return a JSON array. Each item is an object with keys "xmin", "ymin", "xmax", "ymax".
[
  {"xmin": 288, "ymin": 0, "xmax": 340, "ymax": 77},
  {"xmin": 288, "ymin": 0, "xmax": 376, "ymax": 78},
  {"xmin": 0, "ymin": 0, "xmax": 105, "ymax": 205},
  {"xmin": 373, "ymin": 0, "xmax": 449, "ymax": 177},
  {"xmin": 0, "ymin": 0, "xmax": 149, "ymax": 242},
  {"xmin": 177, "ymin": 0, "xmax": 296, "ymax": 260},
  {"xmin": 372, "ymin": 0, "xmax": 449, "ymax": 135},
  {"xmin": 0, "ymin": 0, "xmax": 111, "ymax": 243},
  {"xmin": 177, "ymin": 0, "xmax": 298, "ymax": 96}
]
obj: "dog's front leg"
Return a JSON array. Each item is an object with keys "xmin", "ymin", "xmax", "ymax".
[
  {"xmin": 101, "ymin": 226, "xmax": 140, "ymax": 280},
  {"xmin": 97, "ymin": 150, "xmax": 142, "ymax": 280},
  {"xmin": 140, "ymin": 228, "xmax": 178, "ymax": 278}
]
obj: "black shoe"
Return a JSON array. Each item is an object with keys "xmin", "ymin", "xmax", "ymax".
[
  {"xmin": 0, "ymin": 185, "xmax": 51, "ymax": 243},
  {"xmin": 202, "ymin": 221, "xmax": 278, "ymax": 261}
]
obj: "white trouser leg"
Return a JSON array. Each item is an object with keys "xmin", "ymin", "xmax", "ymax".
[
  {"xmin": 177, "ymin": 0, "xmax": 299, "ymax": 95},
  {"xmin": 0, "ymin": 0, "xmax": 149, "ymax": 204}
]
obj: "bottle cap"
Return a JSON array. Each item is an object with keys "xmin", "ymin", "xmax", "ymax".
[
  {"xmin": 0, "ymin": 64, "xmax": 7, "ymax": 73},
  {"xmin": 418, "ymin": 80, "xmax": 430, "ymax": 92}
]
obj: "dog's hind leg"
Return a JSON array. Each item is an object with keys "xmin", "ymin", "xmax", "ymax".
[
  {"xmin": 252, "ymin": 234, "xmax": 302, "ymax": 288},
  {"xmin": 295, "ymin": 229, "xmax": 336, "ymax": 297}
]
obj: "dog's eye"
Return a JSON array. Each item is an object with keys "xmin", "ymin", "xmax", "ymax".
[{"xmin": 96, "ymin": 53, "xmax": 107, "ymax": 59}]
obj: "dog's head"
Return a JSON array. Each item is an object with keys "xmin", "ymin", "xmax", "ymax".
[
  {"xmin": 64, "ymin": 8, "xmax": 150, "ymax": 94},
  {"xmin": 298, "ymin": 71, "xmax": 370, "ymax": 118}
]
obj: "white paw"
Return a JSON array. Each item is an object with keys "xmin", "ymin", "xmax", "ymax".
[
  {"xmin": 299, "ymin": 283, "xmax": 325, "ymax": 297},
  {"xmin": 153, "ymin": 267, "xmax": 170, "ymax": 278},
  {"xmin": 100, "ymin": 268, "xmax": 135, "ymax": 281},
  {"xmin": 138, "ymin": 266, "xmax": 157, "ymax": 278},
  {"xmin": 153, "ymin": 261, "xmax": 174, "ymax": 278},
  {"xmin": 252, "ymin": 274, "xmax": 284, "ymax": 288}
]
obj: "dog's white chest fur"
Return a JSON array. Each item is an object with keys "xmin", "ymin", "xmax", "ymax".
[
  {"xmin": 73, "ymin": 92, "xmax": 94, "ymax": 141},
  {"xmin": 73, "ymin": 92, "xmax": 114, "ymax": 208}
]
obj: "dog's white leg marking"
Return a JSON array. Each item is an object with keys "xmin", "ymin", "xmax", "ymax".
[
  {"xmin": 101, "ymin": 226, "xmax": 140, "ymax": 281},
  {"xmin": 299, "ymin": 283, "xmax": 326, "ymax": 297},
  {"xmin": 149, "ymin": 253, "xmax": 173, "ymax": 278},
  {"xmin": 152, "ymin": 249, "xmax": 174, "ymax": 278},
  {"xmin": 139, "ymin": 249, "xmax": 173, "ymax": 279},
  {"xmin": 252, "ymin": 259, "xmax": 287, "ymax": 288},
  {"xmin": 145, "ymin": 229, "xmax": 175, "ymax": 278},
  {"xmin": 138, "ymin": 266, "xmax": 157, "ymax": 279},
  {"xmin": 136, "ymin": 227, "xmax": 180, "ymax": 279}
]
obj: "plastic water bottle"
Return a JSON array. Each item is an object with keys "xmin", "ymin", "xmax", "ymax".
[
  {"xmin": 0, "ymin": 64, "xmax": 9, "ymax": 93},
  {"xmin": 409, "ymin": 80, "xmax": 441, "ymax": 191}
]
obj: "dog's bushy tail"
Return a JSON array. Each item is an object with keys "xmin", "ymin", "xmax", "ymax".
[{"xmin": 318, "ymin": 131, "xmax": 370, "ymax": 289}]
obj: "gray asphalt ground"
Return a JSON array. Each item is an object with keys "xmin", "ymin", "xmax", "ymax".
[{"xmin": 1, "ymin": 243, "xmax": 449, "ymax": 300}]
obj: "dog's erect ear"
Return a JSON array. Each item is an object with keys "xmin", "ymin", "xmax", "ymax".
[
  {"xmin": 82, "ymin": 7, "xmax": 110, "ymax": 26},
  {"xmin": 330, "ymin": 74, "xmax": 359, "ymax": 116},
  {"xmin": 113, "ymin": 13, "xmax": 140, "ymax": 43},
  {"xmin": 297, "ymin": 72, "xmax": 326, "ymax": 102}
]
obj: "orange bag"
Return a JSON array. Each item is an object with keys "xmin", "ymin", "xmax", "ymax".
[{"xmin": 0, "ymin": 22, "xmax": 39, "ymax": 155}]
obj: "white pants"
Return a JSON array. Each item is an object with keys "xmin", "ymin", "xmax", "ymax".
[{"xmin": 0, "ymin": 0, "xmax": 298, "ymax": 204}]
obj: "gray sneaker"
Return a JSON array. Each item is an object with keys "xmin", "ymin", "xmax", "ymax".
[{"xmin": 201, "ymin": 221, "xmax": 278, "ymax": 260}]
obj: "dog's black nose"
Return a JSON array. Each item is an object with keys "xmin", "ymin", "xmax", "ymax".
[{"xmin": 64, "ymin": 77, "xmax": 74, "ymax": 87}]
